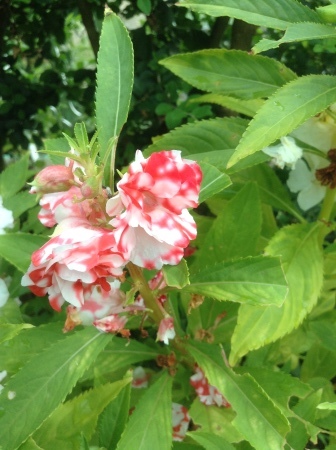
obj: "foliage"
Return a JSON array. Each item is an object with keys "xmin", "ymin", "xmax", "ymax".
[{"xmin": 1, "ymin": 1, "xmax": 336, "ymax": 450}]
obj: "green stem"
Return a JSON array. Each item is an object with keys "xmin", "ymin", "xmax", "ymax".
[
  {"xmin": 127, "ymin": 262, "xmax": 165, "ymax": 325},
  {"xmin": 318, "ymin": 187, "xmax": 336, "ymax": 241}
]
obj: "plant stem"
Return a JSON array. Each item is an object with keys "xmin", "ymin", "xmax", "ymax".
[
  {"xmin": 318, "ymin": 187, "xmax": 336, "ymax": 241},
  {"xmin": 127, "ymin": 262, "xmax": 164, "ymax": 325}
]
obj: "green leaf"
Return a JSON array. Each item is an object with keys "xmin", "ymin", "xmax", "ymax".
[
  {"xmin": 145, "ymin": 117, "xmax": 268, "ymax": 173},
  {"xmin": 3, "ymin": 191, "xmax": 37, "ymax": 219},
  {"xmin": 32, "ymin": 375, "xmax": 132, "ymax": 450},
  {"xmin": 98, "ymin": 383, "xmax": 131, "ymax": 450},
  {"xmin": 185, "ymin": 255, "xmax": 288, "ymax": 306},
  {"xmin": 0, "ymin": 323, "xmax": 34, "ymax": 345},
  {"xmin": 162, "ymin": 259, "xmax": 190, "ymax": 289},
  {"xmin": 96, "ymin": 11, "xmax": 134, "ymax": 180},
  {"xmin": 187, "ymin": 341, "xmax": 290, "ymax": 450},
  {"xmin": 198, "ymin": 161, "xmax": 231, "ymax": 203},
  {"xmin": 18, "ymin": 437, "xmax": 44, "ymax": 450},
  {"xmin": 137, "ymin": 0, "xmax": 152, "ymax": 15},
  {"xmin": 188, "ymin": 431, "xmax": 235, "ymax": 450},
  {"xmin": 301, "ymin": 344, "xmax": 336, "ymax": 381},
  {"xmin": 316, "ymin": 4, "xmax": 336, "ymax": 22},
  {"xmin": 191, "ymin": 93, "xmax": 264, "ymax": 117},
  {"xmin": 177, "ymin": 0, "xmax": 321, "ymax": 29},
  {"xmin": 116, "ymin": 371, "xmax": 172, "ymax": 450},
  {"xmin": 228, "ymin": 75, "xmax": 336, "ymax": 168},
  {"xmin": 160, "ymin": 50, "xmax": 296, "ymax": 100},
  {"xmin": 74, "ymin": 122, "xmax": 89, "ymax": 151},
  {"xmin": 317, "ymin": 402, "xmax": 336, "ymax": 410},
  {"xmin": 230, "ymin": 223, "xmax": 324, "ymax": 364},
  {"xmin": 0, "ymin": 233, "xmax": 48, "ymax": 272},
  {"xmin": 0, "ymin": 153, "xmax": 29, "ymax": 199},
  {"xmin": 43, "ymin": 137, "xmax": 71, "ymax": 164},
  {"xmin": 253, "ymin": 22, "xmax": 336, "ymax": 54},
  {"xmin": 0, "ymin": 327, "xmax": 112, "ymax": 450},
  {"xmin": 192, "ymin": 183, "xmax": 262, "ymax": 271}
]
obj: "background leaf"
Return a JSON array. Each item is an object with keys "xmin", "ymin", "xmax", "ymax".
[
  {"xmin": 161, "ymin": 50, "xmax": 296, "ymax": 100},
  {"xmin": 116, "ymin": 371, "xmax": 172, "ymax": 450},
  {"xmin": 177, "ymin": 0, "xmax": 321, "ymax": 30},
  {"xmin": 187, "ymin": 341, "xmax": 290, "ymax": 450},
  {"xmin": 228, "ymin": 75, "xmax": 336, "ymax": 167},
  {"xmin": 230, "ymin": 223, "xmax": 324, "ymax": 364},
  {"xmin": 96, "ymin": 11, "xmax": 134, "ymax": 182},
  {"xmin": 185, "ymin": 255, "xmax": 288, "ymax": 306},
  {"xmin": 0, "ymin": 327, "xmax": 112, "ymax": 450},
  {"xmin": 0, "ymin": 154, "xmax": 29, "ymax": 199},
  {"xmin": 198, "ymin": 161, "xmax": 231, "ymax": 203}
]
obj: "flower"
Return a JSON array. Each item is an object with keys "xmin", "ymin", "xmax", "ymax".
[
  {"xmin": 0, "ymin": 196, "xmax": 14, "ymax": 234},
  {"xmin": 287, "ymin": 157, "xmax": 327, "ymax": 210},
  {"xmin": 107, "ymin": 150, "xmax": 202, "ymax": 269},
  {"xmin": 262, "ymin": 136, "xmax": 303, "ymax": 169},
  {"xmin": 21, "ymin": 218, "xmax": 127, "ymax": 311},
  {"xmin": 157, "ymin": 316, "xmax": 175, "ymax": 345},
  {"xmin": 172, "ymin": 403, "xmax": 190, "ymax": 441},
  {"xmin": 190, "ymin": 366, "xmax": 230, "ymax": 407},
  {"xmin": 29, "ymin": 165, "xmax": 75, "ymax": 194},
  {"xmin": 0, "ymin": 279, "xmax": 9, "ymax": 307},
  {"xmin": 131, "ymin": 366, "xmax": 149, "ymax": 389}
]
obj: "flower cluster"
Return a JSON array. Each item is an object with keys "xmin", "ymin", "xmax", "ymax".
[{"xmin": 22, "ymin": 150, "xmax": 202, "ymax": 340}]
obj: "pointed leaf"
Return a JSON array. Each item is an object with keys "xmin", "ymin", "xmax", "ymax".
[
  {"xmin": 33, "ymin": 375, "xmax": 132, "ymax": 450},
  {"xmin": 96, "ymin": 11, "xmax": 134, "ymax": 176},
  {"xmin": 0, "ymin": 233, "xmax": 48, "ymax": 272},
  {"xmin": 0, "ymin": 323, "xmax": 34, "ymax": 345},
  {"xmin": 187, "ymin": 341, "xmax": 290, "ymax": 450},
  {"xmin": 193, "ymin": 183, "xmax": 262, "ymax": 272},
  {"xmin": 3, "ymin": 191, "xmax": 37, "ymax": 219},
  {"xmin": 188, "ymin": 431, "xmax": 235, "ymax": 450},
  {"xmin": 145, "ymin": 117, "xmax": 268, "ymax": 173},
  {"xmin": 43, "ymin": 137, "xmax": 71, "ymax": 164},
  {"xmin": 98, "ymin": 383, "xmax": 131, "ymax": 450},
  {"xmin": 162, "ymin": 258, "xmax": 190, "ymax": 289},
  {"xmin": 230, "ymin": 223, "xmax": 324, "ymax": 364},
  {"xmin": 228, "ymin": 75, "xmax": 336, "ymax": 167},
  {"xmin": 0, "ymin": 154, "xmax": 29, "ymax": 199},
  {"xmin": 184, "ymin": 255, "xmax": 288, "ymax": 306},
  {"xmin": 198, "ymin": 161, "xmax": 231, "ymax": 203},
  {"xmin": 177, "ymin": 0, "xmax": 321, "ymax": 30},
  {"xmin": 116, "ymin": 371, "xmax": 172, "ymax": 450},
  {"xmin": 253, "ymin": 22, "xmax": 336, "ymax": 54},
  {"xmin": 161, "ymin": 50, "xmax": 296, "ymax": 100},
  {"xmin": 191, "ymin": 93, "xmax": 264, "ymax": 117},
  {"xmin": 0, "ymin": 327, "xmax": 112, "ymax": 450},
  {"xmin": 74, "ymin": 122, "xmax": 89, "ymax": 151}
]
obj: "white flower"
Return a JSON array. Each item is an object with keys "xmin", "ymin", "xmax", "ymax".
[
  {"xmin": 0, "ymin": 196, "xmax": 14, "ymax": 234},
  {"xmin": 287, "ymin": 157, "xmax": 326, "ymax": 210},
  {"xmin": 262, "ymin": 136, "xmax": 303, "ymax": 169},
  {"xmin": 291, "ymin": 114, "xmax": 336, "ymax": 152},
  {"xmin": 0, "ymin": 279, "xmax": 9, "ymax": 307}
]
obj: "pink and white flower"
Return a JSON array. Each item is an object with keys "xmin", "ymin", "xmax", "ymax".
[
  {"xmin": 131, "ymin": 366, "xmax": 149, "ymax": 389},
  {"xmin": 190, "ymin": 366, "xmax": 230, "ymax": 408},
  {"xmin": 172, "ymin": 403, "xmax": 190, "ymax": 441},
  {"xmin": 21, "ymin": 218, "xmax": 127, "ymax": 311},
  {"xmin": 107, "ymin": 150, "xmax": 202, "ymax": 269},
  {"xmin": 157, "ymin": 316, "xmax": 175, "ymax": 345}
]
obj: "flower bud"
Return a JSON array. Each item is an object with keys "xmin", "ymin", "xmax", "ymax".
[
  {"xmin": 30, "ymin": 165, "xmax": 74, "ymax": 194},
  {"xmin": 80, "ymin": 176, "xmax": 101, "ymax": 198}
]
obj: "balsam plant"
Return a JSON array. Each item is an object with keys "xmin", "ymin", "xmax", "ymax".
[{"xmin": 1, "ymin": 1, "xmax": 336, "ymax": 449}]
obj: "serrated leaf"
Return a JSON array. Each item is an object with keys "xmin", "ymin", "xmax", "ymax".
[
  {"xmin": 96, "ymin": 11, "xmax": 134, "ymax": 182},
  {"xmin": 32, "ymin": 375, "xmax": 132, "ymax": 450},
  {"xmin": 0, "ymin": 327, "xmax": 112, "ymax": 450},
  {"xmin": 187, "ymin": 341, "xmax": 290, "ymax": 450},
  {"xmin": 177, "ymin": 0, "xmax": 321, "ymax": 29},
  {"xmin": 145, "ymin": 117, "xmax": 268, "ymax": 173},
  {"xmin": 187, "ymin": 431, "xmax": 235, "ymax": 450},
  {"xmin": 0, "ymin": 153, "xmax": 29, "ymax": 199},
  {"xmin": 44, "ymin": 137, "xmax": 71, "ymax": 164},
  {"xmin": 160, "ymin": 50, "xmax": 296, "ymax": 100},
  {"xmin": 198, "ymin": 161, "xmax": 231, "ymax": 203},
  {"xmin": 0, "ymin": 323, "xmax": 34, "ymax": 345},
  {"xmin": 98, "ymin": 383, "xmax": 131, "ymax": 450},
  {"xmin": 0, "ymin": 233, "xmax": 48, "ymax": 273},
  {"xmin": 192, "ymin": 183, "xmax": 262, "ymax": 272},
  {"xmin": 162, "ymin": 259, "xmax": 189, "ymax": 289},
  {"xmin": 228, "ymin": 75, "xmax": 336, "ymax": 168},
  {"xmin": 185, "ymin": 255, "xmax": 287, "ymax": 306},
  {"xmin": 116, "ymin": 371, "xmax": 172, "ymax": 450},
  {"xmin": 253, "ymin": 22, "xmax": 336, "ymax": 54},
  {"xmin": 190, "ymin": 93, "xmax": 264, "ymax": 117},
  {"xmin": 230, "ymin": 223, "xmax": 324, "ymax": 364},
  {"xmin": 74, "ymin": 122, "xmax": 89, "ymax": 151}
]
